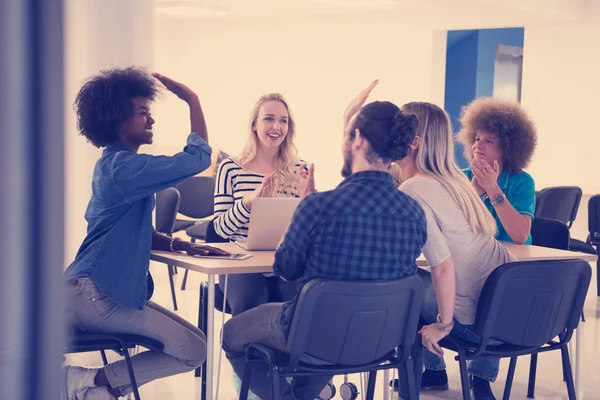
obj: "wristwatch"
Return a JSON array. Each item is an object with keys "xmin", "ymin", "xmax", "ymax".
[
  {"xmin": 435, "ymin": 314, "xmax": 454, "ymax": 332},
  {"xmin": 490, "ymin": 192, "xmax": 506, "ymax": 206}
]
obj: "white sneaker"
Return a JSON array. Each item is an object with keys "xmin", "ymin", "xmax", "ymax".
[
  {"xmin": 61, "ymin": 365, "xmax": 99, "ymax": 400},
  {"xmin": 73, "ymin": 386, "xmax": 116, "ymax": 400}
]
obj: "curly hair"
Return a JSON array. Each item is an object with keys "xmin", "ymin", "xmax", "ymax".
[
  {"xmin": 457, "ymin": 97, "xmax": 537, "ymax": 172},
  {"xmin": 74, "ymin": 67, "xmax": 160, "ymax": 148}
]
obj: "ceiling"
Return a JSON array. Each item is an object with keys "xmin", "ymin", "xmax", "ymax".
[{"xmin": 155, "ymin": 0, "xmax": 590, "ymax": 28}]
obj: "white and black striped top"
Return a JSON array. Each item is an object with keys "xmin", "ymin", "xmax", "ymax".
[{"xmin": 213, "ymin": 157, "xmax": 305, "ymax": 242}]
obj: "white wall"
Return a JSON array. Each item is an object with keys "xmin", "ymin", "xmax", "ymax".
[
  {"xmin": 64, "ymin": 0, "xmax": 155, "ymax": 263},
  {"xmin": 522, "ymin": 7, "xmax": 600, "ymax": 194},
  {"xmin": 153, "ymin": 16, "xmax": 447, "ymax": 191}
]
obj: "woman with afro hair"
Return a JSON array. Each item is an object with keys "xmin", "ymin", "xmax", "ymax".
[
  {"xmin": 62, "ymin": 67, "xmax": 228, "ymax": 400},
  {"xmin": 458, "ymin": 97, "xmax": 538, "ymax": 245}
]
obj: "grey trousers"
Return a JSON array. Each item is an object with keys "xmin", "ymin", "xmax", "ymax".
[
  {"xmin": 65, "ymin": 277, "xmax": 206, "ymax": 396},
  {"xmin": 222, "ymin": 303, "xmax": 332, "ymax": 400}
]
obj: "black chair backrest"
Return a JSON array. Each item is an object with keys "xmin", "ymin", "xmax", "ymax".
[
  {"xmin": 474, "ymin": 259, "xmax": 591, "ymax": 348},
  {"xmin": 535, "ymin": 186, "xmax": 582, "ymax": 228},
  {"xmin": 588, "ymin": 195, "xmax": 600, "ymax": 244},
  {"xmin": 205, "ymin": 217, "xmax": 229, "ymax": 243},
  {"xmin": 531, "ymin": 217, "xmax": 570, "ymax": 250},
  {"xmin": 285, "ymin": 275, "xmax": 423, "ymax": 367},
  {"xmin": 175, "ymin": 176, "xmax": 215, "ymax": 219},
  {"xmin": 155, "ymin": 188, "xmax": 180, "ymax": 234}
]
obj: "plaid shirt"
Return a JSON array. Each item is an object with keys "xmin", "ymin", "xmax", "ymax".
[{"xmin": 274, "ymin": 170, "xmax": 427, "ymax": 336}]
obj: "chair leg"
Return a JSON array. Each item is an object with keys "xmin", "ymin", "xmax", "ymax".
[
  {"xmin": 271, "ymin": 365, "xmax": 282, "ymax": 400},
  {"xmin": 120, "ymin": 343, "xmax": 141, "ymax": 400},
  {"xmin": 562, "ymin": 344, "xmax": 569, "ymax": 382},
  {"xmin": 457, "ymin": 351, "xmax": 471, "ymax": 400},
  {"xmin": 561, "ymin": 345, "xmax": 577, "ymax": 400},
  {"xmin": 181, "ymin": 269, "xmax": 189, "ymax": 290},
  {"xmin": 100, "ymin": 350, "xmax": 109, "ymax": 366},
  {"xmin": 167, "ymin": 265, "xmax": 178, "ymax": 311},
  {"xmin": 405, "ymin": 356, "xmax": 417, "ymax": 400},
  {"xmin": 239, "ymin": 363, "xmax": 253, "ymax": 400},
  {"xmin": 503, "ymin": 357, "xmax": 518, "ymax": 400},
  {"xmin": 527, "ymin": 353, "xmax": 538, "ymax": 398},
  {"xmin": 581, "ymin": 311, "xmax": 585, "ymax": 322}
]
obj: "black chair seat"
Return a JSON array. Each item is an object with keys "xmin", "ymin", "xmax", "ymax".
[
  {"xmin": 569, "ymin": 238, "xmax": 596, "ymax": 254},
  {"xmin": 246, "ymin": 344, "xmax": 398, "ymax": 375},
  {"xmin": 439, "ymin": 336, "xmax": 562, "ymax": 360},
  {"xmin": 174, "ymin": 219, "xmax": 196, "ymax": 233},
  {"xmin": 67, "ymin": 332, "xmax": 164, "ymax": 354},
  {"xmin": 186, "ymin": 220, "xmax": 211, "ymax": 241},
  {"xmin": 65, "ymin": 332, "xmax": 165, "ymax": 400},
  {"xmin": 438, "ymin": 259, "xmax": 591, "ymax": 400}
]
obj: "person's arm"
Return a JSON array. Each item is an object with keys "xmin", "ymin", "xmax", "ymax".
[
  {"xmin": 212, "ymin": 161, "xmax": 262, "ymax": 239},
  {"xmin": 110, "ymin": 134, "xmax": 211, "ymax": 205},
  {"xmin": 487, "ymin": 186, "xmax": 532, "ymax": 244},
  {"xmin": 419, "ymin": 256, "xmax": 456, "ymax": 357},
  {"xmin": 430, "ymin": 257, "xmax": 455, "ymax": 326},
  {"xmin": 151, "ymin": 231, "xmax": 229, "ymax": 255},
  {"xmin": 273, "ymin": 194, "xmax": 319, "ymax": 281},
  {"xmin": 153, "ymin": 73, "xmax": 208, "ymax": 142},
  {"xmin": 402, "ymin": 188, "xmax": 455, "ymax": 356},
  {"xmin": 472, "ymin": 160, "xmax": 533, "ymax": 244}
]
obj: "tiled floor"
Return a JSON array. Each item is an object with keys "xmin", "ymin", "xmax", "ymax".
[{"xmin": 67, "ymin": 198, "xmax": 600, "ymax": 399}]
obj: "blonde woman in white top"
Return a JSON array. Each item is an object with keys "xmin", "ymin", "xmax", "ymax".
[
  {"xmin": 212, "ymin": 93, "xmax": 315, "ymax": 316},
  {"xmin": 393, "ymin": 102, "xmax": 514, "ymax": 400}
]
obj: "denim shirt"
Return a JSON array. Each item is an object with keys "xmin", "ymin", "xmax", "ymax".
[{"xmin": 64, "ymin": 133, "xmax": 212, "ymax": 309}]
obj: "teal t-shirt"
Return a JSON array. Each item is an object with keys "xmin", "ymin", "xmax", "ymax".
[{"xmin": 463, "ymin": 168, "xmax": 536, "ymax": 244}]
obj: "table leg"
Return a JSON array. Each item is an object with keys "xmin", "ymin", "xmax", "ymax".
[
  {"xmin": 575, "ymin": 327, "xmax": 582, "ymax": 399},
  {"xmin": 383, "ymin": 369, "xmax": 390, "ymax": 400},
  {"xmin": 206, "ymin": 275, "xmax": 215, "ymax": 400}
]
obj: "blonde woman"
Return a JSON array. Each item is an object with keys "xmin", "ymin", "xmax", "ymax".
[
  {"xmin": 212, "ymin": 93, "xmax": 314, "ymax": 316},
  {"xmin": 393, "ymin": 102, "xmax": 515, "ymax": 400}
]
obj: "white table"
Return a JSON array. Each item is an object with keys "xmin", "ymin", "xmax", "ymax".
[{"xmin": 151, "ymin": 243, "xmax": 597, "ymax": 400}]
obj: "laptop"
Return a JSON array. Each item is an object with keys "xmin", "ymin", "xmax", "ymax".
[{"xmin": 235, "ymin": 197, "xmax": 301, "ymax": 251}]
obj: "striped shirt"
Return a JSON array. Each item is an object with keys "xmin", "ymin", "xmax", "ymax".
[{"xmin": 213, "ymin": 157, "xmax": 305, "ymax": 242}]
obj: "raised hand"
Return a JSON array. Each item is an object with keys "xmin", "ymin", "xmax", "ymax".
[
  {"xmin": 343, "ymin": 79, "xmax": 379, "ymax": 136},
  {"xmin": 152, "ymin": 73, "xmax": 198, "ymax": 103},
  {"xmin": 261, "ymin": 172, "xmax": 277, "ymax": 198},
  {"xmin": 242, "ymin": 172, "xmax": 276, "ymax": 210},
  {"xmin": 471, "ymin": 159, "xmax": 500, "ymax": 193},
  {"xmin": 295, "ymin": 163, "xmax": 316, "ymax": 198},
  {"xmin": 470, "ymin": 175, "xmax": 485, "ymax": 196}
]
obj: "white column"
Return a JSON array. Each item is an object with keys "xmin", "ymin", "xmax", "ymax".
[{"xmin": 64, "ymin": 0, "xmax": 156, "ymax": 262}]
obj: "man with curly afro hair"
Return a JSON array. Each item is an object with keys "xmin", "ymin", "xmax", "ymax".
[
  {"xmin": 455, "ymin": 97, "xmax": 537, "ymax": 399},
  {"xmin": 62, "ymin": 67, "xmax": 229, "ymax": 400}
]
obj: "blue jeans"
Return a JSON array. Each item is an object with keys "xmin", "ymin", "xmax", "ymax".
[{"xmin": 398, "ymin": 270, "xmax": 500, "ymax": 399}]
